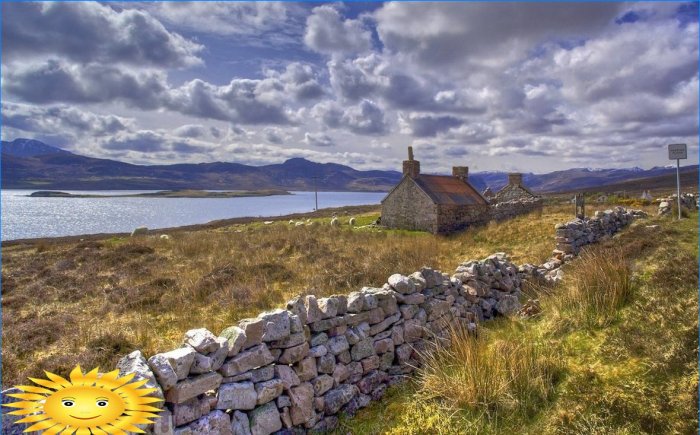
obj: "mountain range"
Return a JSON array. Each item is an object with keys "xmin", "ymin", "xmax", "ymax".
[{"xmin": 2, "ymin": 138, "xmax": 696, "ymax": 193}]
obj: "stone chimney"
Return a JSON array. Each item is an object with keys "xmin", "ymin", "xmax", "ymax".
[
  {"xmin": 402, "ymin": 146, "xmax": 420, "ymax": 178},
  {"xmin": 508, "ymin": 173, "xmax": 523, "ymax": 186},
  {"xmin": 452, "ymin": 166, "xmax": 469, "ymax": 182}
]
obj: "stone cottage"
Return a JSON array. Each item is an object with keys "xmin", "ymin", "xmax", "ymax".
[
  {"xmin": 381, "ymin": 147, "xmax": 489, "ymax": 234},
  {"xmin": 492, "ymin": 173, "xmax": 538, "ymax": 202}
]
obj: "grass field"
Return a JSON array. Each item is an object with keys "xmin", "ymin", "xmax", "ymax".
[
  {"xmin": 2, "ymin": 204, "xmax": 583, "ymax": 389},
  {"xmin": 335, "ymin": 209, "xmax": 698, "ymax": 434}
]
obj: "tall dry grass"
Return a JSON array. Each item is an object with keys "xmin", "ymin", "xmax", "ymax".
[
  {"xmin": 548, "ymin": 247, "xmax": 633, "ymax": 329},
  {"xmin": 416, "ymin": 324, "xmax": 562, "ymax": 418}
]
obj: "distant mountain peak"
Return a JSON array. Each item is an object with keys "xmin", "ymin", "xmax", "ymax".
[{"xmin": 2, "ymin": 138, "xmax": 72, "ymax": 158}]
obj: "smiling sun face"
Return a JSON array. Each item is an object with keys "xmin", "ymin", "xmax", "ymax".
[{"xmin": 4, "ymin": 365, "xmax": 162, "ymax": 434}]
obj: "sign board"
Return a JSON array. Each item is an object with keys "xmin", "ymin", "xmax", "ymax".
[{"xmin": 668, "ymin": 143, "xmax": 687, "ymax": 160}]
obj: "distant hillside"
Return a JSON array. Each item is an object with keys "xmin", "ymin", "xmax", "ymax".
[
  {"xmin": 2, "ymin": 138, "xmax": 696, "ymax": 193},
  {"xmin": 1, "ymin": 138, "xmax": 73, "ymax": 157},
  {"xmin": 1, "ymin": 139, "xmax": 402, "ymax": 191}
]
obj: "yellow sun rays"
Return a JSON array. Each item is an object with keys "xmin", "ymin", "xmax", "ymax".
[{"xmin": 4, "ymin": 365, "xmax": 162, "ymax": 434}]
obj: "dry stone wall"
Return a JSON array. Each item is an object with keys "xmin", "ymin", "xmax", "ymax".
[
  {"xmin": 1, "ymin": 207, "xmax": 645, "ymax": 435},
  {"xmin": 116, "ymin": 254, "xmax": 525, "ymax": 435}
]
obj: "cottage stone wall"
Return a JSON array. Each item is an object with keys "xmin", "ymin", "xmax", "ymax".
[
  {"xmin": 436, "ymin": 204, "xmax": 490, "ymax": 233},
  {"xmin": 490, "ymin": 198, "xmax": 543, "ymax": 221},
  {"xmin": 381, "ymin": 178, "xmax": 437, "ymax": 233},
  {"xmin": 492, "ymin": 184, "xmax": 536, "ymax": 202},
  {"xmin": 2, "ymin": 208, "xmax": 645, "ymax": 435}
]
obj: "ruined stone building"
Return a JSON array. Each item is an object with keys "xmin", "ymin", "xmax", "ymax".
[
  {"xmin": 482, "ymin": 187, "xmax": 495, "ymax": 201},
  {"xmin": 492, "ymin": 173, "xmax": 539, "ymax": 203},
  {"xmin": 381, "ymin": 147, "xmax": 489, "ymax": 234}
]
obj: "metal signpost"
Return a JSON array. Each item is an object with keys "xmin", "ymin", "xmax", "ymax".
[{"xmin": 668, "ymin": 143, "xmax": 687, "ymax": 220}]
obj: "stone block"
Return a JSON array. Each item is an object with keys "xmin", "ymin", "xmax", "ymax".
[
  {"xmin": 219, "ymin": 344, "xmax": 275, "ymax": 377},
  {"xmin": 165, "ymin": 372, "xmax": 222, "ymax": 404},
  {"xmin": 220, "ymin": 326, "xmax": 247, "ymax": 357},
  {"xmin": 249, "ymin": 402, "xmax": 282, "ymax": 435},
  {"xmin": 255, "ymin": 379, "xmax": 284, "ymax": 405},
  {"xmin": 184, "ymin": 328, "xmax": 220, "ymax": 353},
  {"xmin": 239, "ymin": 318, "xmax": 265, "ymax": 349},
  {"xmin": 258, "ymin": 309, "xmax": 290, "ymax": 342},
  {"xmin": 216, "ymin": 382, "xmax": 257, "ymax": 410}
]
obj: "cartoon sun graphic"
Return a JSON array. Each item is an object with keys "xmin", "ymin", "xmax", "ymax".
[{"xmin": 4, "ymin": 365, "xmax": 162, "ymax": 434}]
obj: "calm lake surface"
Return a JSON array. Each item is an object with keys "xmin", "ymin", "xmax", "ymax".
[{"xmin": 1, "ymin": 190, "xmax": 387, "ymax": 241}]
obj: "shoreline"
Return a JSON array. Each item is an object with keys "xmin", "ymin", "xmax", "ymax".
[
  {"xmin": 1, "ymin": 204, "xmax": 381, "ymax": 247},
  {"xmin": 26, "ymin": 189, "xmax": 292, "ymax": 199}
]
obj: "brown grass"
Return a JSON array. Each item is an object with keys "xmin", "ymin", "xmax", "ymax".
[{"xmin": 1, "ymin": 204, "xmax": 604, "ymax": 388}]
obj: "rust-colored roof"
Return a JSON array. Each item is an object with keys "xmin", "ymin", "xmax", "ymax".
[{"xmin": 413, "ymin": 174, "xmax": 489, "ymax": 206}]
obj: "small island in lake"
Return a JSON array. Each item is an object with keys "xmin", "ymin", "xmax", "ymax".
[{"xmin": 28, "ymin": 189, "xmax": 293, "ymax": 198}]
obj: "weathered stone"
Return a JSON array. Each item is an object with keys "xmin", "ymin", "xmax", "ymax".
[
  {"xmin": 363, "ymin": 292, "xmax": 379, "ymax": 310},
  {"xmin": 388, "ymin": 274, "xmax": 416, "ymax": 294},
  {"xmin": 408, "ymin": 272, "xmax": 427, "ymax": 292},
  {"xmin": 309, "ymin": 345, "xmax": 327, "ymax": 358},
  {"xmin": 220, "ymin": 326, "xmax": 247, "ymax": 357},
  {"xmin": 219, "ymin": 344, "xmax": 275, "ymax": 377},
  {"xmin": 294, "ymin": 356, "xmax": 318, "ymax": 382},
  {"xmin": 250, "ymin": 365, "xmax": 275, "ymax": 383},
  {"xmin": 400, "ymin": 304, "xmax": 419, "ymax": 320},
  {"xmin": 309, "ymin": 332, "xmax": 328, "ymax": 347},
  {"xmin": 286, "ymin": 296, "xmax": 307, "ymax": 325},
  {"xmin": 351, "ymin": 337, "xmax": 375, "ymax": 361},
  {"xmin": 346, "ymin": 362, "xmax": 363, "ymax": 383},
  {"xmin": 304, "ymin": 295, "xmax": 323, "ymax": 324},
  {"xmin": 361, "ymin": 355, "xmax": 380, "ymax": 373},
  {"xmin": 357, "ymin": 370, "xmax": 388, "ymax": 394},
  {"xmin": 239, "ymin": 318, "xmax": 265, "ymax": 349},
  {"xmin": 310, "ymin": 374, "xmax": 334, "ymax": 396},
  {"xmin": 232, "ymin": 411, "xmax": 252, "ymax": 435},
  {"xmin": 373, "ymin": 338, "xmax": 394, "ymax": 354},
  {"xmin": 346, "ymin": 292, "xmax": 364, "ymax": 313},
  {"xmin": 344, "ymin": 393, "xmax": 371, "ymax": 416},
  {"xmin": 396, "ymin": 344, "xmax": 413, "ymax": 364},
  {"xmin": 117, "ymin": 350, "xmax": 166, "ymax": 405},
  {"xmin": 289, "ymin": 382, "xmax": 315, "ymax": 425},
  {"xmin": 337, "ymin": 350, "xmax": 352, "ymax": 365},
  {"xmin": 317, "ymin": 297, "xmax": 339, "ymax": 319},
  {"xmin": 332, "ymin": 363, "xmax": 349, "ymax": 386},
  {"xmin": 401, "ymin": 293, "xmax": 426, "ymax": 305},
  {"xmin": 180, "ymin": 410, "xmax": 232, "ymax": 435},
  {"xmin": 150, "ymin": 407, "xmax": 174, "ymax": 434},
  {"xmin": 327, "ymin": 324, "xmax": 348, "ymax": 338},
  {"xmin": 391, "ymin": 325, "xmax": 404, "ymax": 346},
  {"xmin": 367, "ymin": 307, "xmax": 385, "ymax": 325},
  {"xmin": 209, "ymin": 337, "xmax": 230, "ymax": 371},
  {"xmin": 310, "ymin": 316, "xmax": 345, "ymax": 332},
  {"xmin": 278, "ymin": 342, "xmax": 309, "ymax": 365},
  {"xmin": 369, "ymin": 313, "xmax": 401, "ymax": 335},
  {"xmin": 165, "ymin": 372, "xmax": 222, "ymax": 404},
  {"xmin": 259, "ymin": 309, "xmax": 291, "ymax": 342},
  {"xmin": 379, "ymin": 351, "xmax": 394, "ymax": 371},
  {"xmin": 275, "ymin": 365, "xmax": 301, "ymax": 390},
  {"xmin": 323, "ymin": 384, "xmax": 357, "ymax": 414},
  {"xmin": 172, "ymin": 397, "xmax": 203, "ymax": 426},
  {"xmin": 332, "ymin": 294, "xmax": 348, "ymax": 315},
  {"xmin": 289, "ymin": 315, "xmax": 304, "ymax": 334},
  {"xmin": 184, "ymin": 328, "xmax": 220, "ymax": 353},
  {"xmin": 249, "ymin": 402, "xmax": 282, "ymax": 435},
  {"xmin": 255, "ymin": 379, "xmax": 284, "ymax": 405},
  {"xmin": 216, "ymin": 382, "xmax": 257, "ymax": 410},
  {"xmin": 151, "ymin": 347, "xmax": 195, "ymax": 380},
  {"xmin": 269, "ymin": 332, "xmax": 306, "ymax": 349},
  {"xmin": 314, "ymin": 396, "xmax": 324, "ymax": 412},
  {"xmin": 495, "ymin": 294, "xmax": 521, "ymax": 315},
  {"xmin": 403, "ymin": 319, "xmax": 423, "ymax": 343},
  {"xmin": 326, "ymin": 335, "xmax": 350, "ymax": 355},
  {"xmin": 189, "ymin": 352, "xmax": 214, "ymax": 374},
  {"xmin": 277, "ymin": 395, "xmax": 292, "ymax": 408},
  {"xmin": 371, "ymin": 383, "xmax": 387, "ymax": 401},
  {"xmin": 317, "ymin": 353, "xmax": 336, "ymax": 374}
]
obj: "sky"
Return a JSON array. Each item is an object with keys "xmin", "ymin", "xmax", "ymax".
[{"xmin": 1, "ymin": 1, "xmax": 698, "ymax": 174}]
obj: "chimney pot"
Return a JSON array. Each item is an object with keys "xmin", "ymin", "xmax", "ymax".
[{"xmin": 452, "ymin": 166, "xmax": 469, "ymax": 181}]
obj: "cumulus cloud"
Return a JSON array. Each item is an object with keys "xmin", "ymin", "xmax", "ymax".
[
  {"xmin": 304, "ymin": 5, "xmax": 373, "ymax": 55},
  {"xmin": 374, "ymin": 2, "xmax": 622, "ymax": 70},
  {"xmin": 173, "ymin": 124, "xmax": 207, "ymax": 139},
  {"xmin": 2, "ymin": 2, "xmax": 202, "ymax": 68},
  {"xmin": 303, "ymin": 132, "xmax": 335, "ymax": 147},
  {"xmin": 399, "ymin": 113, "xmax": 464, "ymax": 138},
  {"xmin": 4, "ymin": 60, "xmax": 168, "ymax": 109},
  {"xmin": 314, "ymin": 99, "xmax": 389, "ymax": 135},
  {"xmin": 2, "ymin": 102, "xmax": 134, "ymax": 137}
]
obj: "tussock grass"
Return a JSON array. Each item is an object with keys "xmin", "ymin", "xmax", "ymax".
[
  {"xmin": 548, "ymin": 248, "xmax": 633, "ymax": 329},
  {"xmin": 417, "ymin": 324, "xmax": 562, "ymax": 417},
  {"xmin": 2, "ymin": 206, "xmax": 574, "ymax": 388}
]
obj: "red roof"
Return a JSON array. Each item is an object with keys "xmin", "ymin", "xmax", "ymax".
[{"xmin": 413, "ymin": 175, "xmax": 488, "ymax": 206}]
